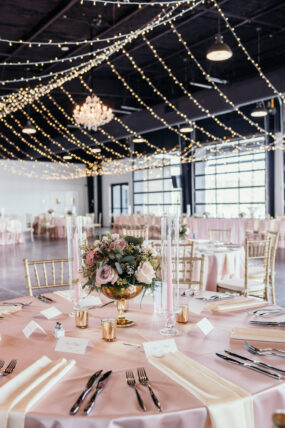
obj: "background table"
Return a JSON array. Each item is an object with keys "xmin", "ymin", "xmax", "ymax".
[{"xmin": 1, "ymin": 292, "xmax": 285, "ymax": 427}]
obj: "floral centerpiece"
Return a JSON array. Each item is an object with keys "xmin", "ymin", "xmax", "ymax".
[
  {"xmin": 81, "ymin": 232, "xmax": 159, "ymax": 326},
  {"xmin": 179, "ymin": 223, "xmax": 189, "ymax": 239}
]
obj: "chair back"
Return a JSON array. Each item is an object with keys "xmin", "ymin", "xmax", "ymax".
[
  {"xmin": 174, "ymin": 255, "xmax": 205, "ymax": 291},
  {"xmin": 208, "ymin": 228, "xmax": 232, "ymax": 242},
  {"xmin": 244, "ymin": 238, "xmax": 270, "ymax": 297},
  {"xmin": 23, "ymin": 258, "xmax": 71, "ymax": 296},
  {"xmin": 121, "ymin": 225, "xmax": 149, "ymax": 241},
  {"xmin": 86, "ymin": 213, "xmax": 95, "ymax": 223}
]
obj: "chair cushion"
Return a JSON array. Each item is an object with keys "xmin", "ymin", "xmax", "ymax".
[{"xmin": 217, "ymin": 278, "xmax": 265, "ymax": 292}]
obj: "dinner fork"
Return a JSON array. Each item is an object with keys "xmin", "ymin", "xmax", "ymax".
[
  {"xmin": 126, "ymin": 370, "xmax": 146, "ymax": 412},
  {"xmin": 0, "ymin": 360, "xmax": 4, "ymax": 370},
  {"xmin": 1, "ymin": 301, "xmax": 33, "ymax": 308},
  {"xmin": 245, "ymin": 341, "xmax": 285, "ymax": 358},
  {"xmin": 0, "ymin": 359, "xmax": 17, "ymax": 377},
  {"xmin": 137, "ymin": 367, "xmax": 161, "ymax": 412}
]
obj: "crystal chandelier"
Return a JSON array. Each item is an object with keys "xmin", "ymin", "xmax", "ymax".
[{"xmin": 73, "ymin": 94, "xmax": 113, "ymax": 131}]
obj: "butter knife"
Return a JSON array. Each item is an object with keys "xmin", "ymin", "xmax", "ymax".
[
  {"xmin": 224, "ymin": 350, "xmax": 285, "ymax": 375},
  {"xmin": 83, "ymin": 370, "xmax": 112, "ymax": 415},
  {"xmin": 70, "ymin": 370, "xmax": 103, "ymax": 415},
  {"xmin": 39, "ymin": 294, "xmax": 55, "ymax": 303},
  {"xmin": 216, "ymin": 353, "xmax": 281, "ymax": 379},
  {"xmin": 249, "ymin": 321, "xmax": 285, "ymax": 327}
]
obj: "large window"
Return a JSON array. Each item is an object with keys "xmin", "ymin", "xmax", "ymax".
[
  {"xmin": 111, "ymin": 183, "xmax": 129, "ymax": 216},
  {"xmin": 133, "ymin": 153, "xmax": 182, "ymax": 215},
  {"xmin": 194, "ymin": 137, "xmax": 266, "ymax": 218}
]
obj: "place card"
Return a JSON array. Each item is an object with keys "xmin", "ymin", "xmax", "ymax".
[
  {"xmin": 55, "ymin": 336, "xmax": 89, "ymax": 355},
  {"xmin": 79, "ymin": 295, "xmax": 102, "ymax": 306},
  {"xmin": 40, "ymin": 306, "xmax": 62, "ymax": 319},
  {"xmin": 143, "ymin": 338, "xmax": 178, "ymax": 359},
  {"xmin": 196, "ymin": 317, "xmax": 214, "ymax": 336},
  {"xmin": 23, "ymin": 320, "xmax": 47, "ymax": 339},
  {"xmin": 189, "ymin": 299, "xmax": 205, "ymax": 315}
]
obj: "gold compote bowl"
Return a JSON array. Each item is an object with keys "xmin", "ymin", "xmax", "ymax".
[{"xmin": 101, "ymin": 285, "xmax": 143, "ymax": 327}]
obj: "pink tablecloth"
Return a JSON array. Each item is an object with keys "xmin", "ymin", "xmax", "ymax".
[{"xmin": 1, "ymin": 292, "xmax": 285, "ymax": 427}]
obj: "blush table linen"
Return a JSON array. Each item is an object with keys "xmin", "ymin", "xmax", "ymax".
[{"xmin": 1, "ymin": 292, "xmax": 285, "ymax": 427}]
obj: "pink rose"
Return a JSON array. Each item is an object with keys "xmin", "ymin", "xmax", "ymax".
[
  {"xmin": 110, "ymin": 239, "xmax": 128, "ymax": 251},
  {"xmin": 86, "ymin": 250, "xmax": 96, "ymax": 266},
  {"xmin": 135, "ymin": 261, "xmax": 155, "ymax": 285},
  {"xmin": 96, "ymin": 265, "xmax": 118, "ymax": 285}
]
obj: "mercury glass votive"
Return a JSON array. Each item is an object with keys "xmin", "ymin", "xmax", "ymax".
[
  {"xmin": 176, "ymin": 304, "xmax": 189, "ymax": 324},
  {"xmin": 75, "ymin": 306, "xmax": 88, "ymax": 329},
  {"xmin": 101, "ymin": 318, "xmax": 117, "ymax": 342}
]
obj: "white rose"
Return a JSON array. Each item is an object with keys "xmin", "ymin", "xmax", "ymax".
[
  {"xmin": 111, "ymin": 233, "xmax": 120, "ymax": 240},
  {"xmin": 135, "ymin": 261, "xmax": 155, "ymax": 285},
  {"xmin": 143, "ymin": 244, "xmax": 157, "ymax": 257}
]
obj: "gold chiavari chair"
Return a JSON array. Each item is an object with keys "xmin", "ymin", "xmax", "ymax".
[
  {"xmin": 208, "ymin": 228, "xmax": 232, "ymax": 243},
  {"xmin": 93, "ymin": 213, "xmax": 102, "ymax": 239},
  {"xmin": 267, "ymin": 231, "xmax": 279, "ymax": 304},
  {"xmin": 217, "ymin": 238, "xmax": 270, "ymax": 300},
  {"xmin": 121, "ymin": 224, "xmax": 149, "ymax": 241},
  {"xmin": 23, "ymin": 258, "xmax": 71, "ymax": 297},
  {"xmin": 174, "ymin": 255, "xmax": 206, "ymax": 291}
]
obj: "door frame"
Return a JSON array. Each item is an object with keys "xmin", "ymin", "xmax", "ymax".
[{"xmin": 111, "ymin": 182, "xmax": 129, "ymax": 215}]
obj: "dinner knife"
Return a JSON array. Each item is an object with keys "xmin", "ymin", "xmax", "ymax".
[
  {"xmin": 70, "ymin": 370, "xmax": 103, "ymax": 415},
  {"xmin": 216, "ymin": 353, "xmax": 281, "ymax": 379},
  {"xmin": 249, "ymin": 321, "xmax": 285, "ymax": 327},
  {"xmin": 224, "ymin": 350, "xmax": 285, "ymax": 375},
  {"xmin": 83, "ymin": 370, "xmax": 112, "ymax": 416},
  {"xmin": 38, "ymin": 294, "xmax": 55, "ymax": 303}
]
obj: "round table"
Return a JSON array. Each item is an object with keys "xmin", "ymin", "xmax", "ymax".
[{"xmin": 0, "ymin": 292, "xmax": 285, "ymax": 427}]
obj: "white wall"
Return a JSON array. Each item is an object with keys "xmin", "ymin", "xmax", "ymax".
[
  {"xmin": 0, "ymin": 161, "xmax": 88, "ymax": 217},
  {"xmin": 100, "ymin": 169, "xmax": 133, "ymax": 227}
]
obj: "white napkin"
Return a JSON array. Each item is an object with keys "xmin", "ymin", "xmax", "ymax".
[
  {"xmin": 149, "ymin": 351, "xmax": 254, "ymax": 428},
  {"xmin": 0, "ymin": 356, "xmax": 75, "ymax": 428},
  {"xmin": 54, "ymin": 290, "xmax": 102, "ymax": 307},
  {"xmin": 0, "ymin": 306, "xmax": 22, "ymax": 316},
  {"xmin": 207, "ymin": 297, "xmax": 267, "ymax": 313},
  {"xmin": 231, "ymin": 327, "xmax": 285, "ymax": 343}
]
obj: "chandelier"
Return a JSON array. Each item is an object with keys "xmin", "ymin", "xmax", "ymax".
[{"xmin": 73, "ymin": 94, "xmax": 113, "ymax": 131}]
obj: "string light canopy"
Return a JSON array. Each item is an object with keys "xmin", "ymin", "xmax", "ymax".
[
  {"xmin": 22, "ymin": 119, "xmax": 36, "ymax": 135},
  {"xmin": 250, "ymin": 102, "xmax": 268, "ymax": 118},
  {"xmin": 73, "ymin": 94, "xmax": 114, "ymax": 131},
  {"xmin": 180, "ymin": 122, "xmax": 194, "ymax": 133},
  {"xmin": 206, "ymin": 33, "xmax": 232, "ymax": 61}
]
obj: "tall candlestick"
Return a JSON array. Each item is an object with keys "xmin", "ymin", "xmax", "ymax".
[
  {"xmin": 166, "ymin": 234, "xmax": 173, "ymax": 313},
  {"xmin": 73, "ymin": 232, "xmax": 80, "ymax": 306}
]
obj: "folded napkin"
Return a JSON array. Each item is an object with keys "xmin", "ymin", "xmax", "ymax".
[
  {"xmin": 231, "ymin": 327, "xmax": 285, "ymax": 343},
  {"xmin": 54, "ymin": 290, "xmax": 102, "ymax": 307},
  {"xmin": 0, "ymin": 305, "xmax": 22, "ymax": 316},
  {"xmin": 0, "ymin": 356, "xmax": 75, "ymax": 428},
  {"xmin": 149, "ymin": 351, "xmax": 254, "ymax": 428},
  {"xmin": 207, "ymin": 297, "xmax": 266, "ymax": 313}
]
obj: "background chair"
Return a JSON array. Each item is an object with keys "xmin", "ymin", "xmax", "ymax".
[
  {"xmin": 208, "ymin": 228, "xmax": 232, "ymax": 242},
  {"xmin": 93, "ymin": 212, "xmax": 102, "ymax": 239},
  {"xmin": 174, "ymin": 255, "xmax": 205, "ymax": 291},
  {"xmin": 121, "ymin": 224, "xmax": 149, "ymax": 241},
  {"xmin": 217, "ymin": 238, "xmax": 270, "ymax": 300},
  {"xmin": 23, "ymin": 258, "xmax": 71, "ymax": 296}
]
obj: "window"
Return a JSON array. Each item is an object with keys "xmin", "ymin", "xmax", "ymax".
[
  {"xmin": 133, "ymin": 153, "xmax": 182, "ymax": 215},
  {"xmin": 194, "ymin": 137, "xmax": 266, "ymax": 218}
]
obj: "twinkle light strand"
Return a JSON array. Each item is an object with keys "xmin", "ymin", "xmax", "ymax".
[{"xmin": 212, "ymin": 0, "xmax": 285, "ymax": 104}]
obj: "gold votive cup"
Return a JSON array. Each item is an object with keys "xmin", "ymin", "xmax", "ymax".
[
  {"xmin": 117, "ymin": 298, "xmax": 128, "ymax": 312},
  {"xmin": 75, "ymin": 307, "xmax": 88, "ymax": 329},
  {"xmin": 101, "ymin": 318, "xmax": 117, "ymax": 342},
  {"xmin": 176, "ymin": 305, "xmax": 189, "ymax": 324}
]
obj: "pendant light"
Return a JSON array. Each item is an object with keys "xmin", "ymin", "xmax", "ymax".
[
  {"xmin": 22, "ymin": 119, "xmax": 36, "ymax": 135},
  {"xmin": 133, "ymin": 136, "xmax": 145, "ymax": 143},
  {"xmin": 206, "ymin": 16, "xmax": 232, "ymax": 62},
  {"xmin": 250, "ymin": 30, "xmax": 267, "ymax": 118},
  {"xmin": 250, "ymin": 101, "xmax": 268, "ymax": 117},
  {"xmin": 180, "ymin": 122, "xmax": 194, "ymax": 133}
]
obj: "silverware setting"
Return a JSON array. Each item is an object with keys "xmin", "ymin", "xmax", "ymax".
[
  {"xmin": 248, "ymin": 308, "xmax": 285, "ymax": 317},
  {"xmin": 70, "ymin": 370, "xmax": 103, "ymax": 415},
  {"xmin": 83, "ymin": 371, "xmax": 112, "ymax": 416},
  {"xmin": 249, "ymin": 320, "xmax": 285, "ymax": 327},
  {"xmin": 0, "ymin": 359, "xmax": 17, "ymax": 377},
  {"xmin": 88, "ymin": 301, "xmax": 115, "ymax": 310},
  {"xmin": 224, "ymin": 350, "xmax": 285, "ymax": 375},
  {"xmin": 123, "ymin": 342, "xmax": 141, "ymax": 348},
  {"xmin": 216, "ymin": 353, "xmax": 281, "ymax": 379},
  {"xmin": 245, "ymin": 341, "xmax": 285, "ymax": 358},
  {"xmin": 126, "ymin": 370, "xmax": 146, "ymax": 412},
  {"xmin": 1, "ymin": 301, "xmax": 33, "ymax": 308},
  {"xmin": 181, "ymin": 289, "xmax": 197, "ymax": 297},
  {"xmin": 137, "ymin": 367, "xmax": 161, "ymax": 412},
  {"xmin": 195, "ymin": 293, "xmax": 235, "ymax": 301}
]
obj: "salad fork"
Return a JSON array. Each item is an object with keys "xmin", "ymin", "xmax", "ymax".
[
  {"xmin": 245, "ymin": 341, "xmax": 285, "ymax": 358},
  {"xmin": 0, "ymin": 360, "xmax": 17, "ymax": 377},
  {"xmin": 137, "ymin": 367, "xmax": 161, "ymax": 411},
  {"xmin": 126, "ymin": 370, "xmax": 146, "ymax": 412}
]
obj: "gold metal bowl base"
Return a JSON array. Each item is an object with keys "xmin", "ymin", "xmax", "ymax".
[{"xmin": 117, "ymin": 319, "xmax": 135, "ymax": 328}]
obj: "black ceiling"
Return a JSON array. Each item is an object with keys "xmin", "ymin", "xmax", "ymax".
[{"xmin": 0, "ymin": 0, "xmax": 284, "ymax": 165}]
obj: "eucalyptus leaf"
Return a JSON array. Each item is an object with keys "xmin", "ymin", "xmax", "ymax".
[{"xmin": 115, "ymin": 262, "xmax": 122, "ymax": 274}]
